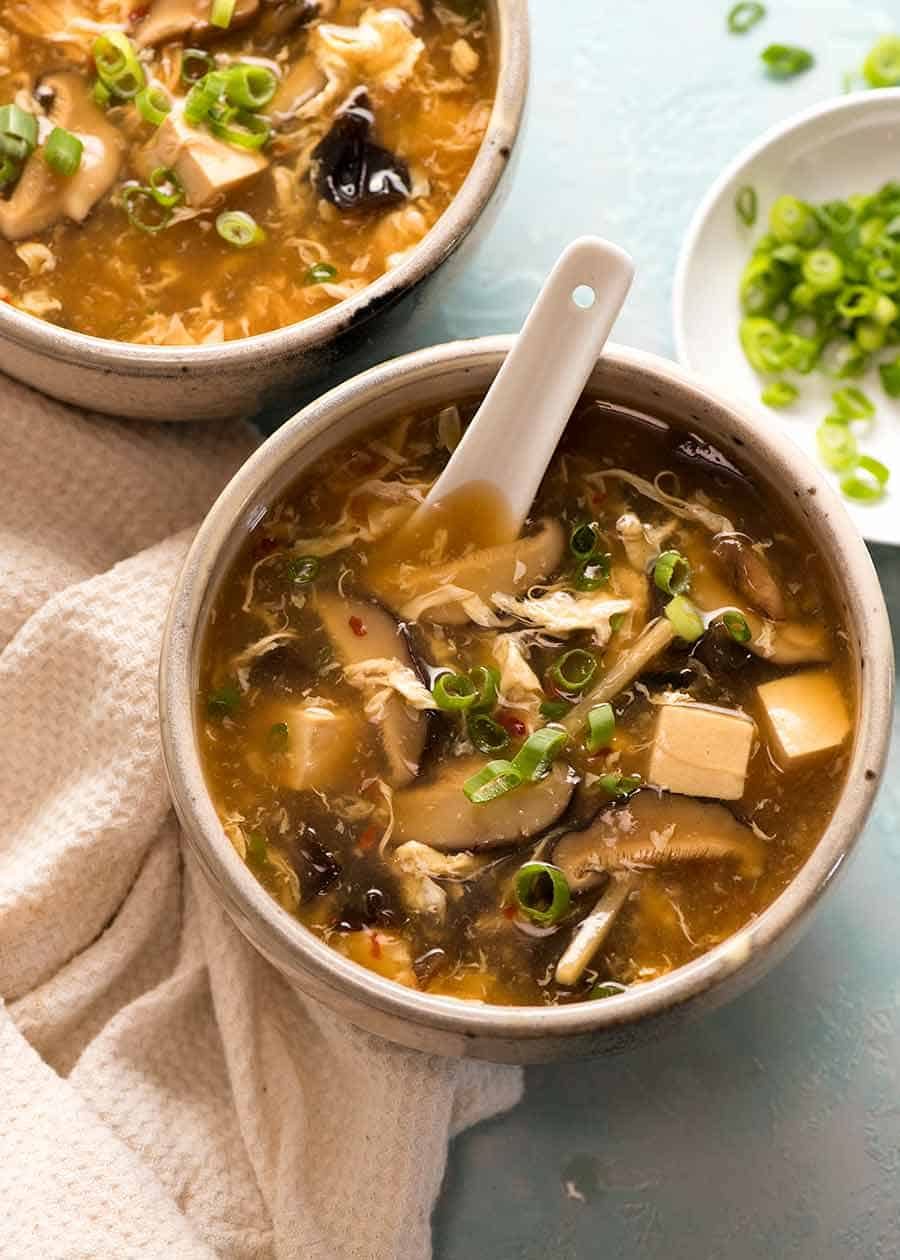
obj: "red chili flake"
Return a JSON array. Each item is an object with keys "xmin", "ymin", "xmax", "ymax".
[
  {"xmin": 502, "ymin": 904, "xmax": 517, "ymax": 920},
  {"xmin": 370, "ymin": 931, "xmax": 382, "ymax": 959},
  {"xmin": 357, "ymin": 823, "xmax": 379, "ymax": 852},
  {"xmin": 592, "ymin": 488, "xmax": 606, "ymax": 505},
  {"xmin": 129, "ymin": 4, "xmax": 149, "ymax": 19},
  {"xmin": 349, "ymin": 615, "xmax": 367, "ymax": 638},
  {"xmin": 497, "ymin": 710, "xmax": 526, "ymax": 738}
]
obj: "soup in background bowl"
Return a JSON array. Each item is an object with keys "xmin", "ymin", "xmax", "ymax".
[
  {"xmin": 160, "ymin": 339, "xmax": 892, "ymax": 1061},
  {"xmin": 0, "ymin": 0, "xmax": 526, "ymax": 418}
]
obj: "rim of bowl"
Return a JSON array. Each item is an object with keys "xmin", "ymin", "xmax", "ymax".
[
  {"xmin": 160, "ymin": 336, "xmax": 893, "ymax": 1044},
  {"xmin": 672, "ymin": 87, "xmax": 900, "ymax": 368},
  {"xmin": 0, "ymin": 0, "xmax": 528, "ymax": 375}
]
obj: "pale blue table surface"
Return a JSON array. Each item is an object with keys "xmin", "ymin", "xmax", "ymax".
[{"xmin": 267, "ymin": 2, "xmax": 900, "ymax": 1254}]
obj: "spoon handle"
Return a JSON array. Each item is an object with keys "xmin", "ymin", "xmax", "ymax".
[{"xmin": 420, "ymin": 236, "xmax": 634, "ymax": 536}]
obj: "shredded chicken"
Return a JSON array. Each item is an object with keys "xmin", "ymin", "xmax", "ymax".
[
  {"xmin": 312, "ymin": 7, "xmax": 424, "ymax": 93},
  {"xmin": 616, "ymin": 512, "xmax": 677, "ymax": 572},
  {"xmin": 491, "ymin": 634, "xmax": 543, "ymax": 719},
  {"xmin": 401, "ymin": 584, "xmax": 502, "ymax": 626},
  {"xmin": 589, "ymin": 470, "xmax": 735, "ymax": 537},
  {"xmin": 392, "ymin": 840, "xmax": 488, "ymax": 881}
]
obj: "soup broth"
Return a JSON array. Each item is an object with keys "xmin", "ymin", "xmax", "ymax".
[
  {"xmin": 0, "ymin": 1, "xmax": 493, "ymax": 343},
  {"xmin": 199, "ymin": 398, "xmax": 854, "ymax": 1006}
]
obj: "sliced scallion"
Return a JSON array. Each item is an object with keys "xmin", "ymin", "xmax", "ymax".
[
  {"xmin": 304, "ymin": 262, "xmax": 338, "ymax": 285},
  {"xmin": 816, "ymin": 419, "xmax": 858, "ymax": 472},
  {"xmin": 569, "ymin": 520, "xmax": 603, "ymax": 560},
  {"xmin": 148, "ymin": 166, "xmax": 183, "ymax": 208},
  {"xmin": 225, "ymin": 63, "xmax": 278, "ymax": 111},
  {"xmin": 664, "ymin": 594, "xmax": 705, "ymax": 642},
  {"xmin": 863, "ymin": 35, "xmax": 900, "ymax": 88},
  {"xmin": 184, "ymin": 71, "xmax": 228, "ymax": 125},
  {"xmin": 216, "ymin": 209, "xmax": 266, "ymax": 248},
  {"xmin": 209, "ymin": 105, "xmax": 271, "ymax": 150},
  {"xmin": 469, "ymin": 665, "xmax": 500, "ymax": 713},
  {"xmin": 653, "ymin": 549, "xmax": 691, "ymax": 595},
  {"xmin": 0, "ymin": 104, "xmax": 37, "ymax": 161},
  {"xmin": 879, "ymin": 357, "xmax": 900, "ymax": 397},
  {"xmin": 723, "ymin": 610, "xmax": 752, "ymax": 643},
  {"xmin": 585, "ymin": 702, "xmax": 615, "ymax": 753},
  {"xmin": 514, "ymin": 862, "xmax": 571, "ymax": 926},
  {"xmin": 832, "ymin": 386, "xmax": 875, "ymax": 421},
  {"xmin": 286, "ymin": 555, "xmax": 320, "ymax": 584},
  {"xmin": 42, "ymin": 126, "xmax": 83, "ymax": 177},
  {"xmin": 210, "ymin": 0, "xmax": 237, "ymax": 28},
  {"xmin": 761, "ymin": 380, "xmax": 798, "ymax": 408},
  {"xmin": 467, "ymin": 713, "xmax": 510, "ymax": 754},
  {"xmin": 594, "ymin": 772, "xmax": 642, "ymax": 799},
  {"xmin": 727, "ymin": 1, "xmax": 765, "ymax": 34},
  {"xmin": 574, "ymin": 552, "xmax": 611, "ymax": 590},
  {"xmin": 136, "ymin": 86, "xmax": 172, "ymax": 127},
  {"xmin": 122, "ymin": 184, "xmax": 172, "ymax": 234},
  {"xmin": 92, "ymin": 32, "xmax": 145, "ymax": 99},
  {"xmin": 539, "ymin": 698, "xmax": 570, "ymax": 721},
  {"xmin": 0, "ymin": 155, "xmax": 20, "ymax": 187},
  {"xmin": 735, "ymin": 184, "xmax": 758, "ymax": 227},
  {"xmin": 181, "ymin": 48, "xmax": 215, "ymax": 85},
  {"xmin": 511, "ymin": 726, "xmax": 568, "ymax": 781},
  {"xmin": 761, "ymin": 44, "xmax": 814, "ymax": 79},
  {"xmin": 548, "ymin": 648, "xmax": 597, "ymax": 693},
  {"xmin": 840, "ymin": 455, "xmax": 890, "ymax": 502},
  {"xmin": 462, "ymin": 758, "xmax": 522, "ymax": 804},
  {"xmin": 432, "ymin": 672, "xmax": 478, "ymax": 712}
]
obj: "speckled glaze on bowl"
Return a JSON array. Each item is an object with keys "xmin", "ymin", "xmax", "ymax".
[
  {"xmin": 159, "ymin": 338, "xmax": 893, "ymax": 1063},
  {"xmin": 0, "ymin": 0, "xmax": 527, "ymax": 423}
]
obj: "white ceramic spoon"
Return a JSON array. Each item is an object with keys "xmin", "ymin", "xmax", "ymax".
[{"xmin": 409, "ymin": 236, "xmax": 635, "ymax": 543}]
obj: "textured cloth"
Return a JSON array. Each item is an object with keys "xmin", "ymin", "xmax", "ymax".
[{"xmin": 0, "ymin": 379, "xmax": 522, "ymax": 1260}]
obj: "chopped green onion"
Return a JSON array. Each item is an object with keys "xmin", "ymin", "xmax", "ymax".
[
  {"xmin": 539, "ymin": 699, "xmax": 570, "ymax": 721},
  {"xmin": 653, "ymin": 549, "xmax": 691, "ymax": 595},
  {"xmin": 432, "ymin": 672, "xmax": 478, "ymax": 712},
  {"xmin": 0, "ymin": 155, "xmax": 20, "ymax": 187},
  {"xmin": 467, "ymin": 713, "xmax": 510, "ymax": 754},
  {"xmin": 879, "ymin": 357, "xmax": 900, "ymax": 396},
  {"xmin": 225, "ymin": 63, "xmax": 278, "ymax": 111},
  {"xmin": 286, "ymin": 554, "xmax": 320, "ymax": 584},
  {"xmin": 210, "ymin": 0, "xmax": 237, "ymax": 27},
  {"xmin": 514, "ymin": 862, "xmax": 571, "ymax": 926},
  {"xmin": 92, "ymin": 79, "xmax": 111, "ymax": 107},
  {"xmin": 267, "ymin": 721, "xmax": 290, "ymax": 753},
  {"xmin": 181, "ymin": 48, "xmax": 215, "ymax": 85},
  {"xmin": 857, "ymin": 320, "xmax": 886, "ymax": 352},
  {"xmin": 863, "ymin": 35, "xmax": 900, "ymax": 88},
  {"xmin": 585, "ymin": 703, "xmax": 615, "ymax": 753},
  {"xmin": 836, "ymin": 285, "xmax": 878, "ymax": 319},
  {"xmin": 122, "ymin": 184, "xmax": 172, "ymax": 234},
  {"xmin": 816, "ymin": 419, "xmax": 858, "ymax": 471},
  {"xmin": 207, "ymin": 680, "xmax": 240, "ymax": 718},
  {"xmin": 590, "ymin": 981, "xmax": 628, "ymax": 1000},
  {"xmin": 574, "ymin": 553, "xmax": 611, "ymax": 590},
  {"xmin": 723, "ymin": 610, "xmax": 752, "ymax": 643},
  {"xmin": 245, "ymin": 829, "xmax": 268, "ymax": 867},
  {"xmin": 462, "ymin": 758, "xmax": 522, "ymax": 804},
  {"xmin": 739, "ymin": 317, "xmax": 793, "ymax": 372},
  {"xmin": 868, "ymin": 256, "xmax": 900, "ymax": 293},
  {"xmin": 184, "ymin": 71, "xmax": 228, "ymax": 125},
  {"xmin": 92, "ymin": 32, "xmax": 145, "ymax": 99},
  {"xmin": 136, "ymin": 86, "xmax": 172, "ymax": 127},
  {"xmin": 832, "ymin": 386, "xmax": 874, "ymax": 420},
  {"xmin": 42, "ymin": 127, "xmax": 83, "ymax": 177},
  {"xmin": 735, "ymin": 185, "xmax": 758, "ymax": 227},
  {"xmin": 148, "ymin": 166, "xmax": 183, "ymax": 208},
  {"xmin": 469, "ymin": 665, "xmax": 500, "ymax": 713},
  {"xmin": 548, "ymin": 648, "xmax": 597, "ymax": 693},
  {"xmin": 0, "ymin": 104, "xmax": 37, "ymax": 161},
  {"xmin": 840, "ymin": 455, "xmax": 890, "ymax": 502},
  {"xmin": 761, "ymin": 43, "xmax": 814, "ymax": 79},
  {"xmin": 593, "ymin": 772, "xmax": 642, "ymax": 799},
  {"xmin": 216, "ymin": 209, "xmax": 266, "ymax": 248},
  {"xmin": 740, "ymin": 255, "xmax": 789, "ymax": 314},
  {"xmin": 209, "ymin": 106, "xmax": 271, "ymax": 150},
  {"xmin": 727, "ymin": 1, "xmax": 765, "ymax": 34},
  {"xmin": 761, "ymin": 380, "xmax": 798, "ymax": 408},
  {"xmin": 664, "ymin": 594, "xmax": 705, "ymax": 642},
  {"xmin": 304, "ymin": 262, "xmax": 338, "ymax": 285},
  {"xmin": 803, "ymin": 249, "xmax": 844, "ymax": 292},
  {"xmin": 569, "ymin": 520, "xmax": 603, "ymax": 560},
  {"xmin": 769, "ymin": 195, "xmax": 819, "ymax": 246},
  {"xmin": 511, "ymin": 726, "xmax": 568, "ymax": 782}
]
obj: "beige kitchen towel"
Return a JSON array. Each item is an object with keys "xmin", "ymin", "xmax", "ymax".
[{"xmin": 0, "ymin": 379, "xmax": 523, "ymax": 1260}]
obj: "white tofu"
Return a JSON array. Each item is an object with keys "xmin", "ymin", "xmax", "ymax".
[
  {"xmin": 253, "ymin": 702, "xmax": 360, "ymax": 792},
  {"xmin": 648, "ymin": 703, "xmax": 755, "ymax": 801},
  {"xmin": 757, "ymin": 669, "xmax": 851, "ymax": 763},
  {"xmin": 140, "ymin": 112, "xmax": 268, "ymax": 209}
]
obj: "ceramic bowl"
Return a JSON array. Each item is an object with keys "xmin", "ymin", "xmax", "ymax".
[
  {"xmin": 159, "ymin": 337, "xmax": 893, "ymax": 1063},
  {"xmin": 0, "ymin": 0, "xmax": 528, "ymax": 423}
]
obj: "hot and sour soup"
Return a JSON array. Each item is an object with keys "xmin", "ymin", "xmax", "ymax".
[
  {"xmin": 199, "ymin": 397, "xmax": 854, "ymax": 1007},
  {"xmin": 0, "ymin": 0, "xmax": 494, "ymax": 343}
]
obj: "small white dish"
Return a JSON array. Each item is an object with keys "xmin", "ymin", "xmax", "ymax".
[{"xmin": 674, "ymin": 90, "xmax": 900, "ymax": 546}]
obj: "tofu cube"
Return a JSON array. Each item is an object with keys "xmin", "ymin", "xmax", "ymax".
[
  {"xmin": 648, "ymin": 703, "xmax": 755, "ymax": 801},
  {"xmin": 252, "ymin": 702, "xmax": 360, "ymax": 792},
  {"xmin": 140, "ymin": 112, "xmax": 268, "ymax": 209},
  {"xmin": 757, "ymin": 669, "xmax": 851, "ymax": 763}
]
